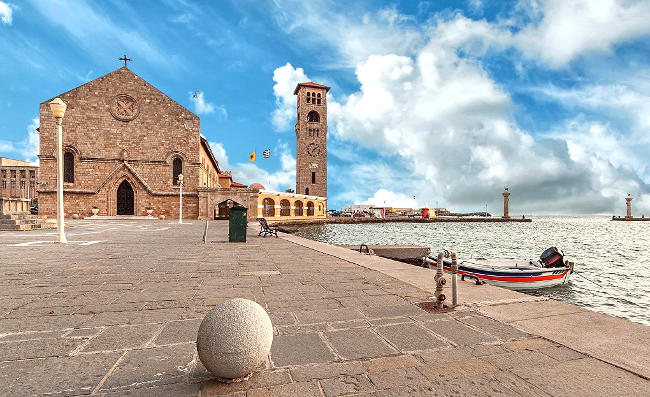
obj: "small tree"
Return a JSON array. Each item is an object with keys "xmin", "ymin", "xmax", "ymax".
[{"xmin": 285, "ymin": 188, "xmax": 295, "ymax": 193}]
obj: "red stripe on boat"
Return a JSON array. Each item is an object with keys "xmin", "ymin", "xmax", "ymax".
[
  {"xmin": 442, "ymin": 265, "xmax": 567, "ymax": 282},
  {"xmin": 461, "ymin": 270, "xmax": 566, "ymax": 282}
]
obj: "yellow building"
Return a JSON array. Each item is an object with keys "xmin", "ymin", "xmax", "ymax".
[{"xmin": 257, "ymin": 189, "xmax": 326, "ymax": 220}]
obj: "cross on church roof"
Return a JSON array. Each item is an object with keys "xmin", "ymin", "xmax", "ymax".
[{"xmin": 119, "ymin": 55, "xmax": 132, "ymax": 68}]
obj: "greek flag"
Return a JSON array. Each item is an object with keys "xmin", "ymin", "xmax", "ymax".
[{"xmin": 263, "ymin": 149, "xmax": 271, "ymax": 158}]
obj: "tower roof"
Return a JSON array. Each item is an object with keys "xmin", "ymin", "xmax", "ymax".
[{"xmin": 293, "ymin": 82, "xmax": 330, "ymax": 95}]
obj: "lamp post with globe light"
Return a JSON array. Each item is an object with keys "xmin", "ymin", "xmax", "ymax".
[
  {"xmin": 178, "ymin": 173, "xmax": 183, "ymax": 224},
  {"xmin": 49, "ymin": 98, "xmax": 67, "ymax": 244}
]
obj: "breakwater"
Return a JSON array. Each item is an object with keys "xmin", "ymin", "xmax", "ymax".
[{"xmin": 269, "ymin": 215, "xmax": 531, "ymax": 227}]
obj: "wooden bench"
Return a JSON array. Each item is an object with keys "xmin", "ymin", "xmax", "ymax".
[{"xmin": 258, "ymin": 218, "xmax": 279, "ymax": 238}]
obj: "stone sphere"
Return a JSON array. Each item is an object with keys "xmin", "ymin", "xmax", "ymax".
[
  {"xmin": 71, "ymin": 213, "xmax": 79, "ymax": 219},
  {"xmin": 159, "ymin": 214, "xmax": 166, "ymax": 220},
  {"xmin": 197, "ymin": 298, "xmax": 273, "ymax": 380}
]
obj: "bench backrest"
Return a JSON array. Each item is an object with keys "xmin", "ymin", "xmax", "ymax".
[{"xmin": 258, "ymin": 218, "xmax": 270, "ymax": 229}]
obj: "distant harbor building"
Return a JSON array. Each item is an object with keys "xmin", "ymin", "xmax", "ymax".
[{"xmin": 0, "ymin": 157, "xmax": 38, "ymax": 201}]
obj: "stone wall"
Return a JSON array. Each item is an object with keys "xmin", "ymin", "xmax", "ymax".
[{"xmin": 198, "ymin": 187, "xmax": 260, "ymax": 221}]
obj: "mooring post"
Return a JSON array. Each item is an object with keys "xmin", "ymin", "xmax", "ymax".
[
  {"xmin": 451, "ymin": 252, "xmax": 458, "ymax": 307},
  {"xmin": 434, "ymin": 252, "xmax": 447, "ymax": 309},
  {"xmin": 203, "ymin": 220, "xmax": 208, "ymax": 244}
]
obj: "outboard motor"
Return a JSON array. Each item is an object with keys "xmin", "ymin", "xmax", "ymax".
[{"xmin": 540, "ymin": 247, "xmax": 564, "ymax": 268}]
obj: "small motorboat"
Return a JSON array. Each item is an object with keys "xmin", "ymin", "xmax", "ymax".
[{"xmin": 423, "ymin": 247, "xmax": 574, "ymax": 290}]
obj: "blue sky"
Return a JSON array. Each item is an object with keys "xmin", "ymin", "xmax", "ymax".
[{"xmin": 1, "ymin": 0, "xmax": 649, "ymax": 214}]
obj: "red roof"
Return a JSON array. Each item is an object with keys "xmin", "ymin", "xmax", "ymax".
[
  {"xmin": 230, "ymin": 181, "xmax": 247, "ymax": 188},
  {"xmin": 218, "ymin": 173, "xmax": 232, "ymax": 178},
  {"xmin": 294, "ymin": 82, "xmax": 331, "ymax": 95}
]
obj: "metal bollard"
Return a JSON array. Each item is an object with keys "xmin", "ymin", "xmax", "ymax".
[
  {"xmin": 434, "ymin": 252, "xmax": 447, "ymax": 309},
  {"xmin": 451, "ymin": 252, "xmax": 458, "ymax": 307},
  {"xmin": 203, "ymin": 220, "xmax": 209, "ymax": 244}
]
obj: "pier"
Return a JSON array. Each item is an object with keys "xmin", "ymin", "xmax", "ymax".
[
  {"xmin": 0, "ymin": 220, "xmax": 647, "ymax": 395},
  {"xmin": 612, "ymin": 194, "xmax": 648, "ymax": 221},
  {"xmin": 271, "ymin": 215, "xmax": 532, "ymax": 228}
]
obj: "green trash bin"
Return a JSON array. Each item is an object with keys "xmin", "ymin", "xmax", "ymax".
[{"xmin": 229, "ymin": 206, "xmax": 248, "ymax": 242}]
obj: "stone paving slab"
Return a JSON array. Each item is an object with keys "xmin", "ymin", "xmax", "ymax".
[
  {"xmin": 0, "ymin": 220, "xmax": 648, "ymax": 396},
  {"xmin": 270, "ymin": 333, "xmax": 336, "ymax": 366}
]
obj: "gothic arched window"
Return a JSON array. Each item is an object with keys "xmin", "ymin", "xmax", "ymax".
[
  {"xmin": 307, "ymin": 111, "xmax": 320, "ymax": 123},
  {"xmin": 173, "ymin": 157, "xmax": 183, "ymax": 185},
  {"xmin": 63, "ymin": 152, "xmax": 74, "ymax": 183}
]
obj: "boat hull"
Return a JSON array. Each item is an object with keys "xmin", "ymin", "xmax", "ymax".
[{"xmin": 431, "ymin": 259, "xmax": 572, "ymax": 290}]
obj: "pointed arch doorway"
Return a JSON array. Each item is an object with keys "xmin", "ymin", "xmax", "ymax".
[{"xmin": 117, "ymin": 180, "xmax": 134, "ymax": 215}]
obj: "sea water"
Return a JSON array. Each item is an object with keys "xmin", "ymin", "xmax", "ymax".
[{"xmin": 294, "ymin": 216, "xmax": 650, "ymax": 326}]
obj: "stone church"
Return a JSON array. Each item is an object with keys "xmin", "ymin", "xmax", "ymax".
[
  {"xmin": 38, "ymin": 66, "xmax": 257, "ymax": 219},
  {"xmin": 38, "ymin": 65, "xmax": 328, "ymax": 220}
]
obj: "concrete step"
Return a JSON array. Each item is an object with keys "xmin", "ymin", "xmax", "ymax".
[
  {"xmin": 0, "ymin": 213, "xmax": 56, "ymax": 231},
  {"xmin": 0, "ymin": 218, "xmax": 39, "ymax": 224}
]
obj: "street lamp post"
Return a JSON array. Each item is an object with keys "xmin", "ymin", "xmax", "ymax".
[
  {"xmin": 49, "ymin": 98, "xmax": 67, "ymax": 244},
  {"xmin": 178, "ymin": 173, "xmax": 184, "ymax": 224}
]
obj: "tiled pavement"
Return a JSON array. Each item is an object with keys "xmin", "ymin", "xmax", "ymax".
[{"xmin": 0, "ymin": 220, "xmax": 647, "ymax": 396}]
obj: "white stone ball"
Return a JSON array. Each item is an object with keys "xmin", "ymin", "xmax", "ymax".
[
  {"xmin": 197, "ymin": 298, "xmax": 273, "ymax": 380},
  {"xmin": 71, "ymin": 213, "xmax": 79, "ymax": 219},
  {"xmin": 159, "ymin": 214, "xmax": 166, "ymax": 220}
]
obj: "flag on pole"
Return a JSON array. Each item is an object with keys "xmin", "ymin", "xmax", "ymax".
[
  {"xmin": 263, "ymin": 149, "xmax": 271, "ymax": 158},
  {"xmin": 249, "ymin": 151, "xmax": 256, "ymax": 162}
]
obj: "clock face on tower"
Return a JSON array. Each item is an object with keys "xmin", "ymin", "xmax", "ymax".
[{"xmin": 307, "ymin": 142, "xmax": 321, "ymax": 157}]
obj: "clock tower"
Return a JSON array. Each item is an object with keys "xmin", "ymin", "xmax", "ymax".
[{"xmin": 294, "ymin": 82, "xmax": 329, "ymax": 197}]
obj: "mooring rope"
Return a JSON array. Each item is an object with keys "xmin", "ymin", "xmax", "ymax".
[{"xmin": 574, "ymin": 272, "xmax": 604, "ymax": 288}]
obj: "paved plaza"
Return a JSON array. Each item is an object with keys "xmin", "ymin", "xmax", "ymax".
[{"xmin": 0, "ymin": 220, "xmax": 648, "ymax": 396}]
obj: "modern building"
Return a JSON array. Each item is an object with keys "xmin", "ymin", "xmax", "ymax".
[{"xmin": 0, "ymin": 157, "xmax": 38, "ymax": 201}]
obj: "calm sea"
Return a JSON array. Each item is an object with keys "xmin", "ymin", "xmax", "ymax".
[{"xmin": 294, "ymin": 216, "xmax": 649, "ymax": 326}]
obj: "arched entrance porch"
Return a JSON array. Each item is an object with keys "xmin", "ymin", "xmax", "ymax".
[
  {"xmin": 215, "ymin": 199, "xmax": 241, "ymax": 220},
  {"xmin": 117, "ymin": 180, "xmax": 134, "ymax": 215}
]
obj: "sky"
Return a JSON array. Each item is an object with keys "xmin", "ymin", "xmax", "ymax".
[{"xmin": 1, "ymin": 0, "xmax": 649, "ymax": 215}]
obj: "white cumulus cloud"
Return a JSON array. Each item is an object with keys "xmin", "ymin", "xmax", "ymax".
[
  {"xmin": 21, "ymin": 118, "xmax": 40, "ymax": 165},
  {"xmin": 189, "ymin": 91, "xmax": 226, "ymax": 117},
  {"xmin": 271, "ymin": 63, "xmax": 308, "ymax": 130},
  {"xmin": 0, "ymin": 1, "xmax": 12, "ymax": 25},
  {"xmin": 514, "ymin": 0, "xmax": 650, "ymax": 68},
  {"xmin": 270, "ymin": 5, "xmax": 650, "ymax": 214}
]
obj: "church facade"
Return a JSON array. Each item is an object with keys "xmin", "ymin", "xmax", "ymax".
[
  {"xmin": 38, "ymin": 67, "xmax": 257, "ymax": 219},
  {"xmin": 38, "ymin": 66, "xmax": 326, "ymax": 221}
]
